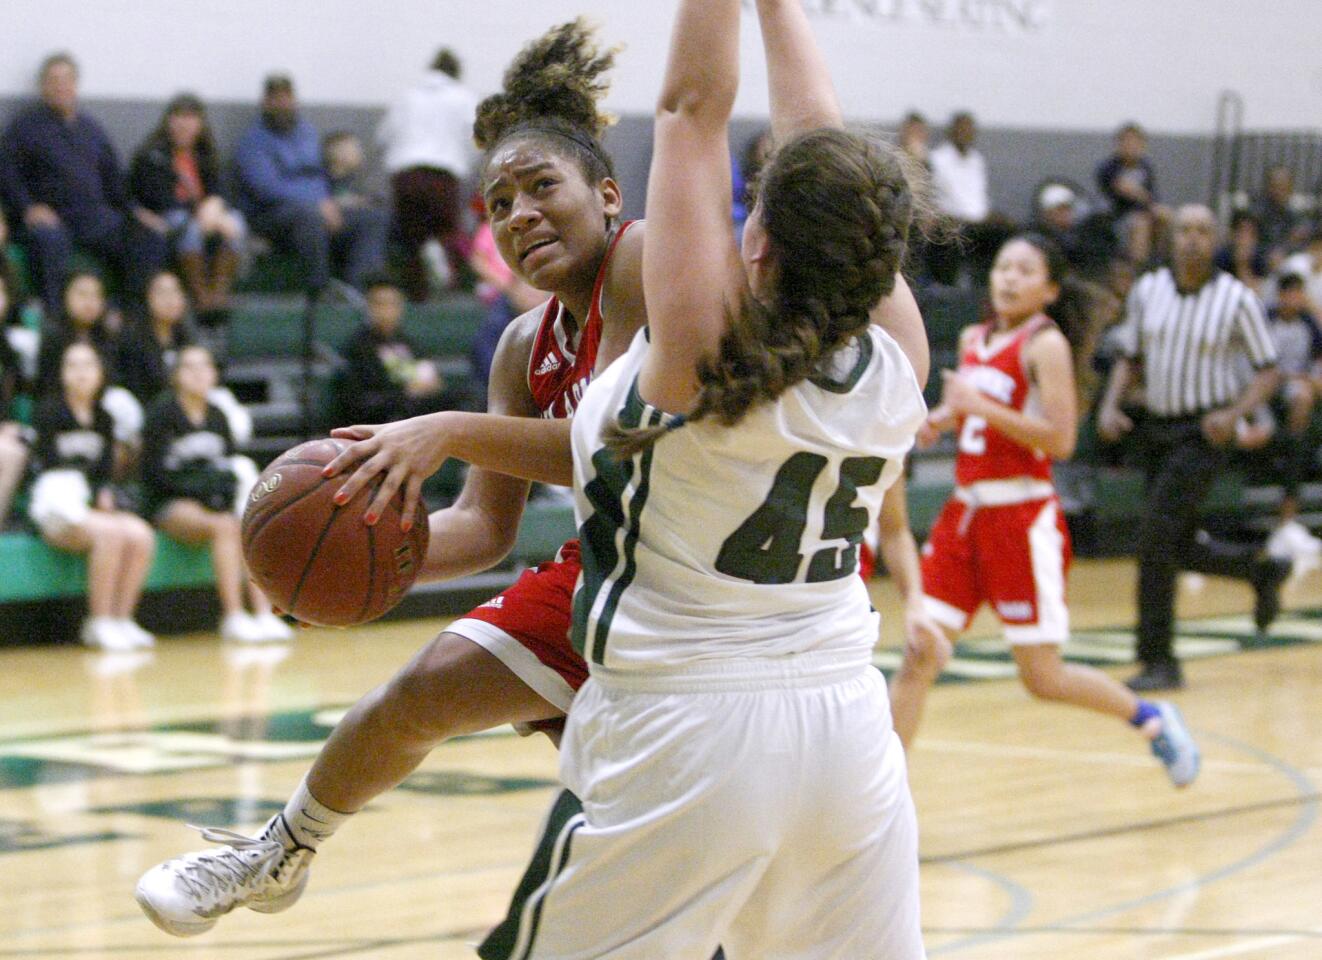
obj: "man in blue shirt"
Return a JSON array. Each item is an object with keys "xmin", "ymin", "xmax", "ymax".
[
  {"xmin": 234, "ymin": 75, "xmax": 388, "ymax": 293},
  {"xmin": 0, "ymin": 53, "xmax": 168, "ymax": 312}
]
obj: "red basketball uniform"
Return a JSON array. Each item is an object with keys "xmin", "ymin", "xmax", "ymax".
[
  {"xmin": 448, "ymin": 221, "xmax": 638, "ymax": 723},
  {"xmin": 920, "ymin": 315, "xmax": 1072, "ymax": 643}
]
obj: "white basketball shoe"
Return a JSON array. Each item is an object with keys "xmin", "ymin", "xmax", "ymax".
[{"xmin": 135, "ymin": 816, "xmax": 314, "ymax": 937}]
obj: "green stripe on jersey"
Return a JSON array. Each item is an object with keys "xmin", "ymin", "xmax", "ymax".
[
  {"xmin": 572, "ymin": 378, "xmax": 661, "ymax": 664},
  {"xmin": 477, "ymin": 789, "xmax": 585, "ymax": 960}
]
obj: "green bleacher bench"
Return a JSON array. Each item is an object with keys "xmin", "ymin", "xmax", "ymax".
[
  {"xmin": 225, "ymin": 296, "xmax": 485, "ymax": 361},
  {"xmin": 0, "ymin": 532, "xmax": 213, "ymax": 604}
]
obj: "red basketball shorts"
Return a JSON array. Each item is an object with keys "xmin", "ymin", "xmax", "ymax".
[
  {"xmin": 920, "ymin": 494, "xmax": 1071, "ymax": 644},
  {"xmin": 447, "ymin": 540, "xmax": 587, "ymax": 722}
]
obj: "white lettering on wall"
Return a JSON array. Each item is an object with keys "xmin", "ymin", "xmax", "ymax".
[{"xmin": 742, "ymin": 0, "xmax": 1051, "ymax": 31}]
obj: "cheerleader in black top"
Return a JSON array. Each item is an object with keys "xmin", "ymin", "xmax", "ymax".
[
  {"xmin": 141, "ymin": 345, "xmax": 289, "ymax": 643},
  {"xmin": 29, "ymin": 342, "xmax": 156, "ymax": 650},
  {"xmin": 35, "ymin": 272, "xmax": 144, "ymax": 454},
  {"xmin": 0, "ymin": 268, "xmax": 28, "ymax": 528}
]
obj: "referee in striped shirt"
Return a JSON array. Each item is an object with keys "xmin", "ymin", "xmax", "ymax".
[{"xmin": 1098, "ymin": 204, "xmax": 1288, "ymax": 691}]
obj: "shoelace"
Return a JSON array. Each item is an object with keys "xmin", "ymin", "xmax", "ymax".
[{"xmin": 174, "ymin": 826, "xmax": 285, "ymax": 906}]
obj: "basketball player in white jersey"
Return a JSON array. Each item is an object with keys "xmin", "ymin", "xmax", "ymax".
[{"xmin": 471, "ymin": 0, "xmax": 929, "ymax": 954}]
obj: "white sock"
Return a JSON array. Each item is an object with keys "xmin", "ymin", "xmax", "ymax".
[{"xmin": 268, "ymin": 778, "xmax": 351, "ymax": 851}]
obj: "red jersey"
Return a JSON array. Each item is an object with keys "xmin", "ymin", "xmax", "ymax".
[
  {"xmin": 527, "ymin": 220, "xmax": 638, "ymax": 419},
  {"xmin": 953, "ymin": 314, "xmax": 1054, "ymax": 486}
]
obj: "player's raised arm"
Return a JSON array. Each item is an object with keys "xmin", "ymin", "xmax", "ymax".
[
  {"xmin": 755, "ymin": 0, "xmax": 844, "ymax": 138},
  {"xmin": 637, "ymin": 0, "xmax": 744, "ymax": 413}
]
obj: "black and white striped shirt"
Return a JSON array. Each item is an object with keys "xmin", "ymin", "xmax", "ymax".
[{"xmin": 1118, "ymin": 268, "xmax": 1277, "ymax": 417}]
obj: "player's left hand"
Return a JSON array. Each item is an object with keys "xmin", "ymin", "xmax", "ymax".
[
  {"xmin": 940, "ymin": 370, "xmax": 982, "ymax": 415},
  {"xmin": 323, "ymin": 413, "xmax": 452, "ymax": 530},
  {"xmin": 903, "ymin": 604, "xmax": 951, "ymax": 672}
]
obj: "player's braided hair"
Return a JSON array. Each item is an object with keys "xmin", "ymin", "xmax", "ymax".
[
  {"xmin": 605, "ymin": 129, "xmax": 913, "ymax": 457},
  {"xmin": 473, "ymin": 18, "xmax": 618, "ymax": 184}
]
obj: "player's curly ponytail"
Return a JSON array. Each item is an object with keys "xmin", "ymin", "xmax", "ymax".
[
  {"xmin": 473, "ymin": 19, "xmax": 619, "ymax": 184},
  {"xmin": 605, "ymin": 129, "xmax": 913, "ymax": 458}
]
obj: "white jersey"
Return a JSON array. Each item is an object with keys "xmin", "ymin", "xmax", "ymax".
[{"xmin": 570, "ymin": 324, "xmax": 926, "ymax": 673}]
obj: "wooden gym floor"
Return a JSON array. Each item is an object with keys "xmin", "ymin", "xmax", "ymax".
[{"xmin": 2, "ymin": 557, "xmax": 1320, "ymax": 959}]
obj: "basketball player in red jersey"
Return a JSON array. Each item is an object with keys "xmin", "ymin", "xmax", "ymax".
[
  {"xmin": 888, "ymin": 233, "xmax": 1201, "ymax": 789},
  {"xmin": 134, "ymin": 23, "xmax": 650, "ymax": 935},
  {"xmin": 136, "ymin": 19, "xmax": 930, "ymax": 938}
]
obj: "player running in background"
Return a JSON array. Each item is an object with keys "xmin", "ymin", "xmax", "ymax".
[{"xmin": 888, "ymin": 233, "xmax": 1200, "ymax": 789}]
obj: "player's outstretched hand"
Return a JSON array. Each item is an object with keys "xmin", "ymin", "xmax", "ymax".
[{"xmin": 323, "ymin": 413, "xmax": 451, "ymax": 531}]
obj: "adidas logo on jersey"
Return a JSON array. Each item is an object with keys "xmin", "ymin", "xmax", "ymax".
[
  {"xmin": 479, "ymin": 596, "xmax": 505, "ymax": 610},
  {"xmin": 534, "ymin": 354, "xmax": 562, "ymax": 376}
]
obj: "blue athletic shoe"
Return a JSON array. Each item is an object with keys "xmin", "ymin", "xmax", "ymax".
[{"xmin": 1150, "ymin": 701, "xmax": 1200, "ymax": 788}]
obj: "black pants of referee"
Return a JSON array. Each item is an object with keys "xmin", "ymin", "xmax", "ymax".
[{"xmin": 1134, "ymin": 417, "xmax": 1261, "ymax": 667}]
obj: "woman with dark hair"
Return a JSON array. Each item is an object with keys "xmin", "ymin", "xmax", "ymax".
[
  {"xmin": 140, "ymin": 344, "xmax": 288, "ymax": 644},
  {"xmin": 136, "ymin": 19, "xmax": 650, "ymax": 935},
  {"xmin": 130, "ymin": 94, "xmax": 246, "ymax": 318},
  {"xmin": 891, "ymin": 232, "xmax": 1201, "ymax": 786},
  {"xmin": 36, "ymin": 271, "xmax": 143, "ymax": 457},
  {"xmin": 29, "ymin": 341, "xmax": 155, "ymax": 650}
]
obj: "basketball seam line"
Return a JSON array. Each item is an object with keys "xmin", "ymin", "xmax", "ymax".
[
  {"xmin": 357, "ymin": 520, "xmax": 378, "ymax": 624},
  {"xmin": 286, "ymin": 506, "xmax": 345, "ymax": 620},
  {"xmin": 242, "ymin": 481, "xmax": 331, "ymax": 556}
]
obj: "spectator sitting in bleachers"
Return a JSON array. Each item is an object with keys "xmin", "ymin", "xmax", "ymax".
[
  {"xmin": 116, "ymin": 270, "xmax": 198, "ymax": 405},
  {"xmin": 340, "ymin": 272, "xmax": 462, "ymax": 425},
  {"xmin": 1278, "ymin": 227, "xmax": 1322, "ymax": 317},
  {"xmin": 0, "ymin": 268, "xmax": 27, "ymax": 529},
  {"xmin": 116, "ymin": 269, "xmax": 252, "ymax": 447},
  {"xmin": 323, "ymin": 131, "xmax": 379, "ymax": 213},
  {"xmin": 1255, "ymin": 273, "xmax": 1322, "ymax": 562},
  {"xmin": 0, "ymin": 53, "xmax": 167, "ymax": 313},
  {"xmin": 35, "ymin": 270, "xmax": 143, "ymax": 449},
  {"xmin": 28, "ymin": 341, "xmax": 155, "ymax": 650},
  {"xmin": 1252, "ymin": 165, "xmax": 1311, "ymax": 268},
  {"xmin": 376, "ymin": 48, "xmax": 479, "ymax": 302},
  {"xmin": 140, "ymin": 344, "xmax": 288, "ymax": 644},
  {"xmin": 1215, "ymin": 211, "xmax": 1269, "ymax": 293},
  {"xmin": 1034, "ymin": 182, "xmax": 1120, "ymax": 280},
  {"xmin": 1096, "ymin": 122, "xmax": 1171, "ymax": 266},
  {"xmin": 130, "ymin": 94, "xmax": 246, "ymax": 322},
  {"xmin": 234, "ymin": 74, "xmax": 387, "ymax": 295}
]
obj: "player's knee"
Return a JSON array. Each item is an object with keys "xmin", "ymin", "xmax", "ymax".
[{"xmin": 1019, "ymin": 662, "xmax": 1065, "ymax": 701}]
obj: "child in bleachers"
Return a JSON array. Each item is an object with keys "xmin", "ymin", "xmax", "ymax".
[
  {"xmin": 140, "ymin": 344, "xmax": 289, "ymax": 643},
  {"xmin": 29, "ymin": 342, "xmax": 155, "ymax": 650},
  {"xmin": 35, "ymin": 271, "xmax": 143, "ymax": 458},
  {"xmin": 339, "ymin": 272, "xmax": 461, "ymax": 424}
]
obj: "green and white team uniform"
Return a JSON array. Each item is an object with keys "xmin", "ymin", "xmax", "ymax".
[{"xmin": 489, "ymin": 324, "xmax": 929, "ymax": 960}]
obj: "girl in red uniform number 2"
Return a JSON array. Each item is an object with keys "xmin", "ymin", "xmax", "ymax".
[{"xmin": 889, "ymin": 233, "xmax": 1201, "ymax": 788}]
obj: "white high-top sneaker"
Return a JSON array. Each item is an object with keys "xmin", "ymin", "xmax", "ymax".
[{"xmin": 134, "ymin": 818, "xmax": 314, "ymax": 937}]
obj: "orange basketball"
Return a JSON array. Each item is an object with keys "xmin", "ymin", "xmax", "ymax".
[{"xmin": 240, "ymin": 438, "xmax": 430, "ymax": 627}]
